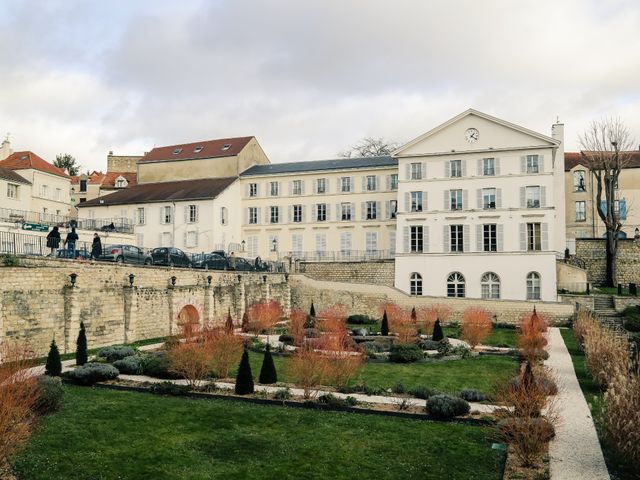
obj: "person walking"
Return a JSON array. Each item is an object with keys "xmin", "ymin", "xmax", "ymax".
[
  {"xmin": 46, "ymin": 226, "xmax": 61, "ymax": 255},
  {"xmin": 229, "ymin": 251, "xmax": 237, "ymax": 270},
  {"xmin": 64, "ymin": 227, "xmax": 79, "ymax": 259},
  {"xmin": 91, "ymin": 233, "xmax": 102, "ymax": 260}
]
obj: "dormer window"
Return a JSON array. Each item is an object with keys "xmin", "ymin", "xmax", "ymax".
[
  {"xmin": 173, "ymin": 148, "xmax": 183, "ymax": 155},
  {"xmin": 193, "ymin": 146, "xmax": 203, "ymax": 153},
  {"xmin": 115, "ymin": 176, "xmax": 127, "ymax": 188},
  {"xmin": 20, "ymin": 155, "xmax": 28, "ymax": 160},
  {"xmin": 222, "ymin": 144, "xmax": 231, "ymax": 151}
]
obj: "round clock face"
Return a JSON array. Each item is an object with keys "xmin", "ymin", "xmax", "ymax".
[{"xmin": 465, "ymin": 128, "xmax": 479, "ymax": 144}]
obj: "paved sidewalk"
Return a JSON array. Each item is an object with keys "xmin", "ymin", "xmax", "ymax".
[{"xmin": 545, "ymin": 328, "xmax": 609, "ymax": 480}]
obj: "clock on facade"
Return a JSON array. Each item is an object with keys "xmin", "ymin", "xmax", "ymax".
[{"xmin": 465, "ymin": 128, "xmax": 479, "ymax": 143}]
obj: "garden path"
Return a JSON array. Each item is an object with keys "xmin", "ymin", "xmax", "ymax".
[{"xmin": 546, "ymin": 327, "xmax": 609, "ymax": 480}]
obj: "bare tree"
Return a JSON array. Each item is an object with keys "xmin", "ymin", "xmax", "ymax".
[
  {"xmin": 339, "ymin": 137, "xmax": 399, "ymax": 158},
  {"xmin": 579, "ymin": 118, "xmax": 635, "ymax": 287}
]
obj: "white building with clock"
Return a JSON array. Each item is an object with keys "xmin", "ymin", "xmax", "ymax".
[{"xmin": 393, "ymin": 109, "xmax": 566, "ymax": 302}]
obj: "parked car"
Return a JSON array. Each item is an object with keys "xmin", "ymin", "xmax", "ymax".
[
  {"xmin": 199, "ymin": 253, "xmax": 229, "ymax": 270},
  {"xmin": 100, "ymin": 244, "xmax": 152, "ymax": 265},
  {"xmin": 151, "ymin": 247, "xmax": 192, "ymax": 267},
  {"xmin": 234, "ymin": 257, "xmax": 255, "ymax": 271},
  {"xmin": 51, "ymin": 248, "xmax": 92, "ymax": 260}
]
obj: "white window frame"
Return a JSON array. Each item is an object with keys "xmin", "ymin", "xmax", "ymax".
[
  {"xmin": 270, "ymin": 206, "xmax": 279, "ymax": 224},
  {"xmin": 163, "ymin": 206, "xmax": 172, "ymax": 224},
  {"xmin": 447, "ymin": 272, "xmax": 466, "ymax": 298},
  {"xmin": 188, "ymin": 205, "xmax": 198, "ymax": 223},
  {"xmin": 481, "ymin": 272, "xmax": 500, "ymax": 299},
  {"xmin": 249, "ymin": 183, "xmax": 258, "ymax": 197},
  {"xmin": 410, "ymin": 225, "xmax": 423, "ymax": 253},
  {"xmin": 526, "ymin": 272, "xmax": 541, "ymax": 300},
  {"xmin": 450, "ymin": 225, "xmax": 464, "ymax": 252},
  {"xmin": 410, "ymin": 273, "xmax": 423, "ymax": 295},
  {"xmin": 450, "ymin": 189, "xmax": 463, "ymax": 210},
  {"xmin": 573, "ymin": 170, "xmax": 586, "ymax": 192},
  {"xmin": 340, "ymin": 177, "xmax": 351, "ymax": 193},
  {"xmin": 450, "ymin": 160, "xmax": 462, "ymax": 178},
  {"xmin": 270, "ymin": 182, "xmax": 279, "ymax": 196},
  {"xmin": 526, "ymin": 155, "xmax": 539, "ymax": 173},
  {"xmin": 483, "ymin": 158, "xmax": 495, "ymax": 176},
  {"xmin": 316, "ymin": 178, "xmax": 326, "ymax": 194},
  {"xmin": 410, "ymin": 163, "xmax": 422, "ymax": 180},
  {"xmin": 340, "ymin": 203, "xmax": 351, "ymax": 221},
  {"xmin": 575, "ymin": 201, "xmax": 586, "ymax": 222},
  {"xmin": 366, "ymin": 201, "xmax": 377, "ymax": 220},
  {"xmin": 292, "ymin": 180, "xmax": 302, "ymax": 195},
  {"xmin": 390, "ymin": 174, "xmax": 399, "ymax": 190},
  {"xmin": 483, "ymin": 224, "xmax": 497, "ymax": 252},
  {"xmin": 316, "ymin": 203, "xmax": 327, "ymax": 221},
  {"xmin": 293, "ymin": 204, "xmax": 303, "ymax": 223},
  {"xmin": 527, "ymin": 223, "xmax": 542, "ymax": 251},
  {"xmin": 410, "ymin": 191, "xmax": 423, "ymax": 212},
  {"xmin": 366, "ymin": 175, "xmax": 377, "ymax": 191},
  {"xmin": 526, "ymin": 186, "xmax": 541, "ymax": 208},
  {"xmin": 249, "ymin": 207, "xmax": 258, "ymax": 224},
  {"xmin": 137, "ymin": 207, "xmax": 145, "ymax": 225},
  {"xmin": 482, "ymin": 188, "xmax": 496, "ymax": 209},
  {"xmin": 7, "ymin": 183, "xmax": 18, "ymax": 199},
  {"xmin": 365, "ymin": 231, "xmax": 378, "ymax": 254}
]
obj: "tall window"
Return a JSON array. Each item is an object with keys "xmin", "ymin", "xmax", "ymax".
[
  {"xmin": 137, "ymin": 207, "xmax": 145, "ymax": 225},
  {"xmin": 270, "ymin": 181, "xmax": 279, "ymax": 196},
  {"xmin": 340, "ymin": 177, "xmax": 351, "ymax": 193},
  {"xmin": 390, "ymin": 200, "xmax": 398, "ymax": 219},
  {"xmin": 7, "ymin": 183, "xmax": 18, "ymax": 199},
  {"xmin": 270, "ymin": 206, "xmax": 279, "ymax": 224},
  {"xmin": 365, "ymin": 232, "xmax": 378, "ymax": 253},
  {"xmin": 447, "ymin": 272, "xmax": 465, "ymax": 298},
  {"xmin": 315, "ymin": 233, "xmax": 327, "ymax": 257},
  {"xmin": 41, "ymin": 185, "xmax": 49, "ymax": 198},
  {"xmin": 483, "ymin": 224, "xmax": 497, "ymax": 252},
  {"xmin": 340, "ymin": 232, "xmax": 352, "ymax": 256},
  {"xmin": 575, "ymin": 201, "xmax": 586, "ymax": 221},
  {"xmin": 292, "ymin": 180, "xmax": 302, "ymax": 195},
  {"xmin": 249, "ymin": 183, "xmax": 258, "ymax": 197},
  {"xmin": 410, "ymin": 273, "xmax": 423, "ymax": 295},
  {"xmin": 483, "ymin": 158, "xmax": 495, "ymax": 176},
  {"xmin": 481, "ymin": 272, "xmax": 500, "ymax": 299},
  {"xmin": 79, "ymin": 180, "xmax": 87, "ymax": 192},
  {"xmin": 55, "ymin": 188, "xmax": 61, "ymax": 200},
  {"xmin": 293, "ymin": 205, "xmax": 303, "ymax": 223},
  {"xmin": 316, "ymin": 203, "xmax": 327, "ymax": 221},
  {"xmin": 573, "ymin": 170, "xmax": 586, "ymax": 192},
  {"xmin": 390, "ymin": 174, "xmax": 398, "ymax": 190},
  {"xmin": 450, "ymin": 160, "xmax": 462, "ymax": 177},
  {"xmin": 366, "ymin": 201, "xmax": 377, "ymax": 220},
  {"xmin": 188, "ymin": 205, "xmax": 198, "ymax": 223},
  {"xmin": 450, "ymin": 189, "xmax": 463, "ymax": 210},
  {"xmin": 526, "ymin": 186, "xmax": 541, "ymax": 208},
  {"xmin": 316, "ymin": 178, "xmax": 326, "ymax": 194},
  {"xmin": 526, "ymin": 272, "xmax": 541, "ymax": 300},
  {"xmin": 410, "ymin": 226, "xmax": 424, "ymax": 253},
  {"xmin": 450, "ymin": 225, "xmax": 464, "ymax": 252},
  {"xmin": 527, "ymin": 223, "xmax": 541, "ymax": 251},
  {"xmin": 526, "ymin": 155, "xmax": 539, "ymax": 173},
  {"xmin": 366, "ymin": 175, "xmax": 377, "ymax": 191},
  {"xmin": 162, "ymin": 206, "xmax": 172, "ymax": 224},
  {"xmin": 410, "ymin": 191, "xmax": 423, "ymax": 212},
  {"xmin": 248, "ymin": 207, "xmax": 258, "ymax": 224},
  {"xmin": 410, "ymin": 163, "xmax": 422, "ymax": 180},
  {"xmin": 482, "ymin": 188, "xmax": 496, "ymax": 209},
  {"xmin": 291, "ymin": 234, "xmax": 303, "ymax": 255},
  {"xmin": 341, "ymin": 203, "xmax": 352, "ymax": 221}
]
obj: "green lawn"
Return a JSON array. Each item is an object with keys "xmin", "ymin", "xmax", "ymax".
[
  {"xmin": 246, "ymin": 351, "xmax": 517, "ymax": 396},
  {"xmin": 12, "ymin": 386, "xmax": 504, "ymax": 480}
]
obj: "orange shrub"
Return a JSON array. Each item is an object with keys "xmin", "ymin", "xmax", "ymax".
[
  {"xmin": 205, "ymin": 328, "xmax": 245, "ymax": 378},
  {"xmin": 460, "ymin": 308, "xmax": 492, "ymax": 349},
  {"xmin": 167, "ymin": 341, "xmax": 211, "ymax": 389},
  {"xmin": 288, "ymin": 309, "xmax": 307, "ymax": 346},
  {"xmin": 327, "ymin": 350, "xmax": 364, "ymax": 388},
  {"xmin": 287, "ymin": 345, "xmax": 331, "ymax": 399},
  {"xmin": 518, "ymin": 309, "xmax": 549, "ymax": 362},
  {"xmin": 317, "ymin": 304, "xmax": 350, "ymax": 351},
  {"xmin": 246, "ymin": 300, "xmax": 284, "ymax": 335}
]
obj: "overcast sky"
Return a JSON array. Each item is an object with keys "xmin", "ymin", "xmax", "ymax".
[{"xmin": 1, "ymin": 0, "xmax": 639, "ymax": 172}]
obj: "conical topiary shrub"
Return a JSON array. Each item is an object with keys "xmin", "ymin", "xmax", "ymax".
[
  {"xmin": 259, "ymin": 344, "xmax": 277, "ymax": 384},
  {"xmin": 76, "ymin": 321, "xmax": 88, "ymax": 366},
  {"xmin": 432, "ymin": 319, "xmax": 444, "ymax": 342},
  {"xmin": 45, "ymin": 339, "xmax": 62, "ymax": 377},
  {"xmin": 225, "ymin": 309, "xmax": 234, "ymax": 333},
  {"xmin": 241, "ymin": 311, "xmax": 250, "ymax": 332},
  {"xmin": 411, "ymin": 307, "xmax": 417, "ymax": 324},
  {"xmin": 235, "ymin": 349, "xmax": 254, "ymax": 395},
  {"xmin": 309, "ymin": 302, "xmax": 316, "ymax": 318},
  {"xmin": 381, "ymin": 310, "xmax": 389, "ymax": 336},
  {"xmin": 305, "ymin": 302, "xmax": 316, "ymax": 329}
]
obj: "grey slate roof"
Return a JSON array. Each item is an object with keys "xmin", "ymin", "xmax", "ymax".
[
  {"xmin": 240, "ymin": 155, "xmax": 396, "ymax": 177},
  {"xmin": 0, "ymin": 166, "xmax": 31, "ymax": 185}
]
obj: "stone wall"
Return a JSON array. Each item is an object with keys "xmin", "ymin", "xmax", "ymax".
[
  {"xmin": 575, "ymin": 238, "xmax": 640, "ymax": 285},
  {"xmin": 0, "ymin": 257, "xmax": 289, "ymax": 357},
  {"xmin": 290, "ymin": 275, "xmax": 574, "ymax": 326},
  {"xmin": 299, "ymin": 260, "xmax": 395, "ymax": 286}
]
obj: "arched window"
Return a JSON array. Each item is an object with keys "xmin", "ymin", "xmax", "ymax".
[
  {"xmin": 447, "ymin": 272, "xmax": 465, "ymax": 298},
  {"xmin": 410, "ymin": 272, "xmax": 422, "ymax": 295},
  {"xmin": 526, "ymin": 272, "xmax": 541, "ymax": 300},
  {"xmin": 481, "ymin": 272, "xmax": 500, "ymax": 299}
]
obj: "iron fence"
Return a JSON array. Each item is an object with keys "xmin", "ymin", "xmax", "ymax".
[
  {"xmin": 280, "ymin": 249, "xmax": 394, "ymax": 262},
  {"xmin": 0, "ymin": 206, "xmax": 134, "ymax": 234}
]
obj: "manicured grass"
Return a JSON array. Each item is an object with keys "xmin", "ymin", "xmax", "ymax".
[
  {"xmin": 245, "ymin": 351, "xmax": 517, "ymax": 395},
  {"xmin": 12, "ymin": 386, "xmax": 504, "ymax": 480}
]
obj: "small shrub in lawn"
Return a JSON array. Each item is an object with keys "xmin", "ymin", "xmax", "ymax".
[
  {"xmin": 623, "ymin": 315, "xmax": 640, "ymax": 333},
  {"xmin": 97, "ymin": 345, "xmax": 135, "ymax": 363},
  {"xmin": 63, "ymin": 363, "xmax": 119, "ymax": 386},
  {"xmin": 33, "ymin": 376, "xmax": 64, "ymax": 415},
  {"xmin": 235, "ymin": 349, "xmax": 254, "ymax": 395},
  {"xmin": 417, "ymin": 339, "xmax": 441, "ymax": 350},
  {"xmin": 273, "ymin": 387, "xmax": 292, "ymax": 400},
  {"xmin": 347, "ymin": 315, "xmax": 378, "ymax": 325},
  {"xmin": 392, "ymin": 382, "xmax": 407, "ymax": 394},
  {"xmin": 450, "ymin": 344, "xmax": 472, "ymax": 358},
  {"xmin": 389, "ymin": 344, "xmax": 423, "ymax": 363},
  {"xmin": 1, "ymin": 254, "xmax": 20, "ymax": 266},
  {"xmin": 76, "ymin": 321, "xmax": 88, "ymax": 366},
  {"xmin": 149, "ymin": 381, "xmax": 191, "ymax": 396},
  {"xmin": 459, "ymin": 389, "xmax": 487, "ymax": 402},
  {"xmin": 45, "ymin": 340, "xmax": 62, "ymax": 377},
  {"xmin": 395, "ymin": 398, "xmax": 412, "ymax": 411},
  {"xmin": 113, "ymin": 355, "xmax": 143, "ymax": 375},
  {"xmin": 344, "ymin": 396, "xmax": 358, "ymax": 406},
  {"xmin": 436, "ymin": 338, "xmax": 452, "ymax": 356},
  {"xmin": 426, "ymin": 394, "xmax": 470, "ymax": 419},
  {"xmin": 317, "ymin": 393, "xmax": 358, "ymax": 408},
  {"xmin": 363, "ymin": 384, "xmax": 385, "ymax": 396},
  {"xmin": 278, "ymin": 334, "xmax": 294, "ymax": 344},
  {"xmin": 432, "ymin": 319, "xmax": 444, "ymax": 341},
  {"xmin": 140, "ymin": 352, "xmax": 182, "ymax": 379},
  {"xmin": 381, "ymin": 310, "xmax": 389, "ymax": 336},
  {"xmin": 258, "ymin": 344, "xmax": 278, "ymax": 384},
  {"xmin": 408, "ymin": 385, "xmax": 438, "ymax": 400}
]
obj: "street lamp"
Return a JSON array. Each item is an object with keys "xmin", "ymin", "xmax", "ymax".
[
  {"xmin": 272, "ymin": 238, "xmax": 277, "ymax": 252},
  {"xmin": 263, "ymin": 275, "xmax": 268, "ymax": 283},
  {"xmin": 241, "ymin": 240, "xmax": 246, "ymax": 252},
  {"xmin": 128, "ymin": 273, "xmax": 135, "ymax": 286},
  {"xmin": 170, "ymin": 276, "xmax": 177, "ymax": 286},
  {"xmin": 207, "ymin": 275, "xmax": 212, "ymax": 285},
  {"xmin": 69, "ymin": 273, "xmax": 77, "ymax": 286}
]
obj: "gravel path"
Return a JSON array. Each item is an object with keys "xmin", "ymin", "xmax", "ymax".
[{"xmin": 546, "ymin": 327, "xmax": 609, "ymax": 480}]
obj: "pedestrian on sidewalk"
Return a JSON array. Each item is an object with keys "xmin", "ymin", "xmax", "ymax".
[
  {"xmin": 64, "ymin": 227, "xmax": 79, "ymax": 259},
  {"xmin": 46, "ymin": 226, "xmax": 61, "ymax": 255},
  {"xmin": 91, "ymin": 233, "xmax": 102, "ymax": 260}
]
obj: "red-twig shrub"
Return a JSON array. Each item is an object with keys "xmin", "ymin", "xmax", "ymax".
[
  {"xmin": 460, "ymin": 308, "xmax": 492, "ymax": 349},
  {"xmin": 167, "ymin": 342, "xmax": 211, "ymax": 389},
  {"xmin": 287, "ymin": 345, "xmax": 330, "ymax": 399},
  {"xmin": 288, "ymin": 309, "xmax": 307, "ymax": 346},
  {"xmin": 246, "ymin": 300, "xmax": 284, "ymax": 335},
  {"xmin": 518, "ymin": 309, "xmax": 549, "ymax": 362},
  {"xmin": 204, "ymin": 327, "xmax": 245, "ymax": 379}
]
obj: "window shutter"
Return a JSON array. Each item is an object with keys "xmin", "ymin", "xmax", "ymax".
[
  {"xmin": 336, "ymin": 178, "xmax": 341, "ymax": 191},
  {"xmin": 521, "ymin": 156, "xmax": 527, "ymax": 173},
  {"xmin": 539, "ymin": 155, "xmax": 545, "ymax": 173},
  {"xmin": 133, "ymin": 208, "xmax": 138, "ymax": 224},
  {"xmin": 404, "ymin": 192, "xmax": 410, "ymax": 212},
  {"xmin": 462, "ymin": 190, "xmax": 469, "ymax": 210},
  {"xmin": 375, "ymin": 176, "xmax": 379, "ymax": 191},
  {"xmin": 463, "ymin": 225, "xmax": 470, "ymax": 252},
  {"xmin": 541, "ymin": 223, "xmax": 549, "ymax": 250},
  {"xmin": 620, "ymin": 199, "xmax": 628, "ymax": 220},
  {"xmin": 476, "ymin": 224, "xmax": 483, "ymax": 251},
  {"xmin": 158, "ymin": 233, "xmax": 162, "ymax": 246},
  {"xmin": 443, "ymin": 190, "xmax": 449, "ymax": 210},
  {"xmin": 495, "ymin": 158, "xmax": 501, "ymax": 175},
  {"xmin": 350, "ymin": 177, "xmax": 355, "ymax": 192},
  {"xmin": 376, "ymin": 201, "xmax": 381, "ymax": 219},
  {"xmin": 301, "ymin": 181, "xmax": 305, "ymax": 195},
  {"xmin": 497, "ymin": 224, "xmax": 504, "ymax": 251},
  {"xmin": 326, "ymin": 205, "xmax": 331, "ymax": 221},
  {"xmin": 421, "ymin": 162, "xmax": 427, "ymax": 179},
  {"xmin": 520, "ymin": 187, "xmax": 526, "ymax": 208},
  {"xmin": 540, "ymin": 186, "xmax": 547, "ymax": 207},
  {"xmin": 351, "ymin": 203, "xmax": 356, "ymax": 219},
  {"xmin": 361, "ymin": 176, "xmax": 366, "ymax": 192},
  {"xmin": 477, "ymin": 158, "xmax": 483, "ymax": 176},
  {"xmin": 183, "ymin": 206, "xmax": 187, "ymax": 223},
  {"xmin": 265, "ymin": 207, "xmax": 270, "ymax": 224},
  {"xmin": 443, "ymin": 225, "xmax": 450, "ymax": 253},
  {"xmin": 314, "ymin": 179, "xmax": 319, "ymax": 194},
  {"xmin": 288, "ymin": 205, "xmax": 293, "ymax": 223},
  {"xmin": 245, "ymin": 208, "xmax": 249, "ymax": 225},
  {"xmin": 444, "ymin": 161, "xmax": 451, "ymax": 178},
  {"xmin": 246, "ymin": 183, "xmax": 250, "ymax": 197},
  {"xmin": 496, "ymin": 188, "xmax": 503, "ymax": 208},
  {"xmin": 336, "ymin": 204, "xmax": 341, "ymax": 220},
  {"xmin": 423, "ymin": 226, "xmax": 429, "ymax": 253},
  {"xmin": 159, "ymin": 207, "xmax": 164, "ymax": 224},
  {"xmin": 256, "ymin": 207, "xmax": 261, "ymax": 225},
  {"xmin": 476, "ymin": 189, "xmax": 482, "ymax": 209},
  {"xmin": 520, "ymin": 224, "xmax": 527, "ymax": 251},
  {"xmin": 256, "ymin": 184, "xmax": 260, "ymax": 197},
  {"xmin": 183, "ymin": 231, "xmax": 187, "ymax": 248},
  {"xmin": 194, "ymin": 228, "xmax": 199, "ymax": 247},
  {"xmin": 385, "ymin": 201, "xmax": 390, "ymax": 219},
  {"xmin": 405, "ymin": 163, "xmax": 410, "ymax": 180},
  {"xmin": 312, "ymin": 204, "xmax": 317, "ymax": 221},
  {"xmin": 386, "ymin": 175, "xmax": 391, "ymax": 190},
  {"xmin": 403, "ymin": 226, "xmax": 410, "ymax": 253},
  {"xmin": 288, "ymin": 181, "xmax": 293, "ymax": 195},
  {"xmin": 301, "ymin": 205, "xmax": 306, "ymax": 222},
  {"xmin": 361, "ymin": 202, "xmax": 366, "ymax": 220},
  {"xmin": 423, "ymin": 191, "xmax": 428, "ymax": 211},
  {"xmin": 461, "ymin": 160, "xmax": 467, "ymax": 177}
]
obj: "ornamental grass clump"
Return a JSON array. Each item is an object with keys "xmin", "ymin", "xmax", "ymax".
[{"xmin": 582, "ymin": 323, "xmax": 630, "ymax": 390}]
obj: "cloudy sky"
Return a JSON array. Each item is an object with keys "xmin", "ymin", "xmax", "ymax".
[{"xmin": 1, "ymin": 0, "xmax": 639, "ymax": 171}]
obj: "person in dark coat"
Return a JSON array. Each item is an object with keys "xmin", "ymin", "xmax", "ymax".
[
  {"xmin": 46, "ymin": 226, "xmax": 61, "ymax": 254},
  {"xmin": 64, "ymin": 227, "xmax": 79, "ymax": 259},
  {"xmin": 91, "ymin": 233, "xmax": 102, "ymax": 260}
]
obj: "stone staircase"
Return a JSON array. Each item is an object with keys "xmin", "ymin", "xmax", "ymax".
[{"xmin": 593, "ymin": 295, "xmax": 626, "ymax": 333}]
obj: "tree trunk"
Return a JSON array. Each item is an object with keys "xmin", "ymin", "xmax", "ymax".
[{"xmin": 605, "ymin": 229, "xmax": 618, "ymax": 287}]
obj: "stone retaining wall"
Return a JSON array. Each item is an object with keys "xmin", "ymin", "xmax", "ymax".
[
  {"xmin": 299, "ymin": 260, "xmax": 395, "ymax": 286},
  {"xmin": 575, "ymin": 238, "xmax": 640, "ymax": 285}
]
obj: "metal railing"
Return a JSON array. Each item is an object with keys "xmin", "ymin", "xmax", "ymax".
[
  {"xmin": 280, "ymin": 249, "xmax": 394, "ymax": 262},
  {"xmin": 555, "ymin": 252, "xmax": 587, "ymax": 270},
  {"xmin": 0, "ymin": 230, "xmax": 91, "ymax": 257},
  {"xmin": 0, "ymin": 206, "xmax": 134, "ymax": 234}
]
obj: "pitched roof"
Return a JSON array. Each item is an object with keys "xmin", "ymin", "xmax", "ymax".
[
  {"xmin": 138, "ymin": 137, "xmax": 254, "ymax": 163},
  {"xmin": 0, "ymin": 166, "xmax": 31, "ymax": 185},
  {"xmin": 0, "ymin": 151, "xmax": 70, "ymax": 178},
  {"xmin": 565, "ymin": 151, "xmax": 640, "ymax": 171},
  {"xmin": 78, "ymin": 177, "xmax": 237, "ymax": 207},
  {"xmin": 100, "ymin": 171, "xmax": 138, "ymax": 189},
  {"xmin": 71, "ymin": 171, "xmax": 105, "ymax": 185},
  {"xmin": 240, "ymin": 156, "xmax": 397, "ymax": 177}
]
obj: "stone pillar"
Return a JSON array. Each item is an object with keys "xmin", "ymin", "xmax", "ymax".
[
  {"xmin": 283, "ymin": 277, "xmax": 292, "ymax": 316},
  {"xmin": 63, "ymin": 284, "xmax": 81, "ymax": 354},
  {"xmin": 262, "ymin": 277, "xmax": 270, "ymax": 302},
  {"xmin": 236, "ymin": 278, "xmax": 246, "ymax": 323},
  {"xmin": 203, "ymin": 284, "xmax": 213, "ymax": 326},
  {"xmin": 167, "ymin": 285, "xmax": 175, "ymax": 336},
  {"xmin": 123, "ymin": 286, "xmax": 138, "ymax": 344}
]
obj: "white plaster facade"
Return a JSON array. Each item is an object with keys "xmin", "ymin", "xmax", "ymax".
[{"xmin": 393, "ymin": 109, "xmax": 565, "ymax": 302}]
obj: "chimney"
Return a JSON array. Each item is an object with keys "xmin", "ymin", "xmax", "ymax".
[{"xmin": 0, "ymin": 135, "xmax": 12, "ymax": 161}]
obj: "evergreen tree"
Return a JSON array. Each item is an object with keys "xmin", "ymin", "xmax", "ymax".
[
  {"xmin": 76, "ymin": 321, "xmax": 88, "ymax": 366},
  {"xmin": 235, "ymin": 349, "xmax": 254, "ymax": 395},
  {"xmin": 45, "ymin": 340, "xmax": 62, "ymax": 376},
  {"xmin": 258, "ymin": 344, "xmax": 277, "ymax": 384},
  {"xmin": 225, "ymin": 309, "xmax": 234, "ymax": 333},
  {"xmin": 411, "ymin": 307, "xmax": 417, "ymax": 324},
  {"xmin": 381, "ymin": 310, "xmax": 389, "ymax": 336},
  {"xmin": 305, "ymin": 302, "xmax": 316, "ymax": 329},
  {"xmin": 309, "ymin": 302, "xmax": 316, "ymax": 318},
  {"xmin": 241, "ymin": 311, "xmax": 250, "ymax": 332},
  {"xmin": 432, "ymin": 319, "xmax": 444, "ymax": 341}
]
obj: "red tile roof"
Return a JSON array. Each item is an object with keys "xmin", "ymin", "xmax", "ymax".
[
  {"xmin": 100, "ymin": 171, "xmax": 137, "ymax": 189},
  {"xmin": 138, "ymin": 137, "xmax": 253, "ymax": 163},
  {"xmin": 565, "ymin": 151, "xmax": 640, "ymax": 171},
  {"xmin": 0, "ymin": 151, "xmax": 70, "ymax": 178},
  {"xmin": 71, "ymin": 171, "xmax": 105, "ymax": 185}
]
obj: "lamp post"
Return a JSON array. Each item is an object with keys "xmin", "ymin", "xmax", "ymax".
[
  {"xmin": 128, "ymin": 273, "xmax": 135, "ymax": 286},
  {"xmin": 207, "ymin": 275, "xmax": 212, "ymax": 285},
  {"xmin": 262, "ymin": 275, "xmax": 267, "ymax": 283},
  {"xmin": 170, "ymin": 276, "xmax": 177, "ymax": 286},
  {"xmin": 272, "ymin": 238, "xmax": 277, "ymax": 252},
  {"xmin": 69, "ymin": 273, "xmax": 77, "ymax": 286},
  {"xmin": 241, "ymin": 240, "xmax": 246, "ymax": 252}
]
